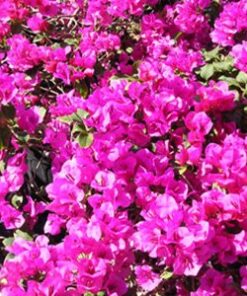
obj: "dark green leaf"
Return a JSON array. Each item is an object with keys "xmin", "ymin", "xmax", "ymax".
[
  {"xmin": 76, "ymin": 80, "xmax": 89, "ymax": 98},
  {"xmin": 72, "ymin": 123, "xmax": 86, "ymax": 135},
  {"xmin": 0, "ymin": 126, "xmax": 11, "ymax": 149},
  {"xmin": 1, "ymin": 105, "xmax": 16, "ymax": 119}
]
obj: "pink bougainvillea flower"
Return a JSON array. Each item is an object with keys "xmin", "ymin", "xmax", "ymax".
[
  {"xmin": 0, "ymin": 0, "xmax": 247, "ymax": 295},
  {"xmin": 135, "ymin": 265, "xmax": 162, "ymax": 292},
  {"xmin": 7, "ymin": 34, "xmax": 44, "ymax": 71},
  {"xmin": 196, "ymin": 81, "xmax": 236, "ymax": 112},
  {"xmin": 211, "ymin": 0, "xmax": 247, "ymax": 47},
  {"xmin": 27, "ymin": 13, "xmax": 49, "ymax": 32},
  {"xmin": 231, "ymin": 41, "xmax": 247, "ymax": 73}
]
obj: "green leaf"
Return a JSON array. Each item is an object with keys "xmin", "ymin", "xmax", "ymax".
[
  {"xmin": 77, "ymin": 132, "xmax": 93, "ymax": 148},
  {"xmin": 2, "ymin": 237, "xmax": 14, "ymax": 247},
  {"xmin": 198, "ymin": 64, "xmax": 214, "ymax": 80},
  {"xmin": 51, "ymin": 42, "xmax": 61, "ymax": 49},
  {"xmin": 213, "ymin": 56, "xmax": 233, "ymax": 72},
  {"xmin": 9, "ymin": 127, "xmax": 30, "ymax": 144},
  {"xmin": 0, "ymin": 160, "xmax": 5, "ymax": 173},
  {"xmin": 16, "ymin": 133, "xmax": 30, "ymax": 144},
  {"xmin": 161, "ymin": 269, "xmax": 173, "ymax": 280},
  {"xmin": 178, "ymin": 165, "xmax": 187, "ymax": 175},
  {"xmin": 11, "ymin": 194, "xmax": 23, "ymax": 209},
  {"xmin": 58, "ymin": 109, "xmax": 88, "ymax": 124},
  {"xmin": 110, "ymin": 74, "xmax": 140, "ymax": 82},
  {"xmin": 219, "ymin": 76, "xmax": 240, "ymax": 88},
  {"xmin": 72, "ymin": 123, "xmax": 86, "ymax": 135},
  {"xmin": 243, "ymin": 86, "xmax": 247, "ymax": 97},
  {"xmin": 14, "ymin": 230, "xmax": 33, "ymax": 241},
  {"xmin": 203, "ymin": 46, "xmax": 221, "ymax": 62},
  {"xmin": 33, "ymin": 33, "xmax": 45, "ymax": 44},
  {"xmin": 58, "ymin": 114, "xmax": 76, "ymax": 124},
  {"xmin": 97, "ymin": 292, "xmax": 105, "ymax": 296},
  {"xmin": 37, "ymin": 106, "xmax": 47, "ymax": 119},
  {"xmin": 4, "ymin": 253, "xmax": 15, "ymax": 261},
  {"xmin": 236, "ymin": 71, "xmax": 247, "ymax": 85},
  {"xmin": 76, "ymin": 80, "xmax": 89, "ymax": 98},
  {"xmin": 64, "ymin": 38, "xmax": 79, "ymax": 46},
  {"xmin": 174, "ymin": 31, "xmax": 183, "ymax": 42},
  {"xmin": 77, "ymin": 109, "xmax": 89, "ymax": 119}
]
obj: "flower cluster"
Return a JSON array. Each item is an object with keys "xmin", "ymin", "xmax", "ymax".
[{"xmin": 0, "ymin": 0, "xmax": 247, "ymax": 295}]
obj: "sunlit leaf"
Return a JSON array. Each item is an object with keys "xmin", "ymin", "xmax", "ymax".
[
  {"xmin": 77, "ymin": 132, "xmax": 93, "ymax": 148},
  {"xmin": 236, "ymin": 71, "xmax": 247, "ymax": 85},
  {"xmin": 14, "ymin": 230, "xmax": 33, "ymax": 241},
  {"xmin": 161, "ymin": 269, "xmax": 173, "ymax": 280},
  {"xmin": 198, "ymin": 64, "xmax": 214, "ymax": 80},
  {"xmin": 203, "ymin": 46, "xmax": 221, "ymax": 62},
  {"xmin": 11, "ymin": 195, "xmax": 23, "ymax": 209},
  {"xmin": 2, "ymin": 237, "xmax": 14, "ymax": 247}
]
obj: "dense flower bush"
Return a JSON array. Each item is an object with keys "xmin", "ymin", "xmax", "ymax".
[{"xmin": 0, "ymin": 0, "xmax": 247, "ymax": 295}]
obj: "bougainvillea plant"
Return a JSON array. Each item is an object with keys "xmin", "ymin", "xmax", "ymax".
[{"xmin": 0, "ymin": 0, "xmax": 247, "ymax": 295}]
